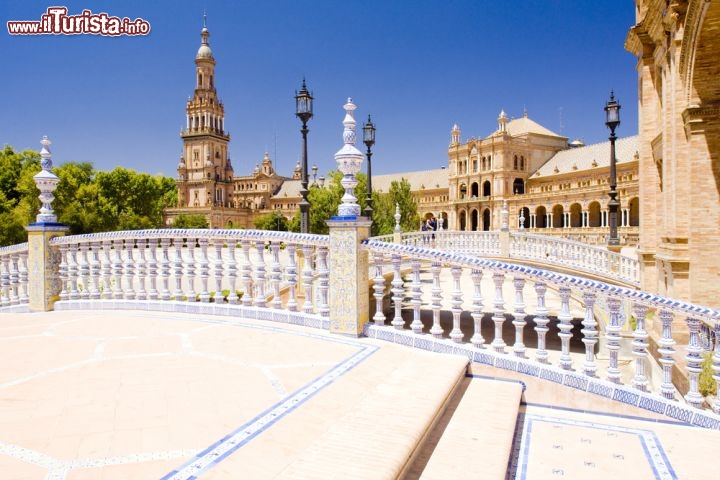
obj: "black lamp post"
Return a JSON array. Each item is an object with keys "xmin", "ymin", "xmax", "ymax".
[
  {"xmin": 604, "ymin": 91, "xmax": 621, "ymax": 247},
  {"xmin": 295, "ymin": 79, "xmax": 313, "ymax": 233},
  {"xmin": 363, "ymin": 115, "xmax": 376, "ymax": 217}
]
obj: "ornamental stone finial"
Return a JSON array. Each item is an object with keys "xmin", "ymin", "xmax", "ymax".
[
  {"xmin": 34, "ymin": 135, "xmax": 60, "ymax": 224},
  {"xmin": 501, "ymin": 199, "xmax": 509, "ymax": 231},
  {"xmin": 394, "ymin": 203, "xmax": 401, "ymax": 233},
  {"xmin": 334, "ymin": 97, "xmax": 364, "ymax": 217}
]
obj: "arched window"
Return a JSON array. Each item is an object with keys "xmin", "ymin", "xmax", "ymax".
[
  {"xmin": 514, "ymin": 155, "xmax": 518, "ymax": 170},
  {"xmin": 199, "ymin": 73, "xmax": 203, "ymax": 86},
  {"xmin": 482, "ymin": 180, "xmax": 491, "ymax": 197},
  {"xmin": 520, "ymin": 156, "xmax": 525, "ymax": 170}
]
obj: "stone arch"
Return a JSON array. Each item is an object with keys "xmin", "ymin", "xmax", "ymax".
[
  {"xmin": 459, "ymin": 210, "xmax": 467, "ymax": 231},
  {"xmin": 535, "ymin": 206, "xmax": 547, "ymax": 228},
  {"xmin": 569, "ymin": 203, "xmax": 582, "ymax": 227},
  {"xmin": 471, "ymin": 182, "xmax": 479, "ymax": 197},
  {"xmin": 482, "ymin": 180, "xmax": 491, "ymax": 197},
  {"xmin": 482, "ymin": 208, "xmax": 491, "ymax": 231},
  {"xmin": 588, "ymin": 201, "xmax": 601, "ymax": 227},
  {"xmin": 628, "ymin": 196, "xmax": 640, "ymax": 226},
  {"xmin": 459, "ymin": 183, "xmax": 467, "ymax": 199},
  {"xmin": 513, "ymin": 178, "xmax": 525, "ymax": 194},
  {"xmin": 471, "ymin": 209, "xmax": 479, "ymax": 231},
  {"xmin": 552, "ymin": 204, "xmax": 564, "ymax": 228}
]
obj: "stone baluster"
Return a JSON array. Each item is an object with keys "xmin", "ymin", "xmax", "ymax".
[
  {"xmin": 9, "ymin": 253, "xmax": 19, "ymax": 304},
  {"xmin": 241, "ymin": 239, "xmax": 253, "ymax": 306},
  {"xmin": 557, "ymin": 286, "xmax": 573, "ymax": 370},
  {"xmin": 534, "ymin": 282, "xmax": 549, "ymax": 364},
  {"xmin": 301, "ymin": 244, "xmax": 314, "ymax": 314},
  {"xmin": 450, "ymin": 266, "xmax": 464, "ymax": 342},
  {"xmin": 58, "ymin": 244, "xmax": 69, "ymax": 301},
  {"xmin": 68, "ymin": 243, "xmax": 80, "ymax": 300},
  {"xmin": 391, "ymin": 253, "xmax": 404, "ymax": 329},
  {"xmin": 159, "ymin": 238, "xmax": 171, "ymax": 301},
  {"xmin": 18, "ymin": 252, "xmax": 28, "ymax": 304},
  {"xmin": 199, "ymin": 237, "xmax": 213, "ymax": 302},
  {"xmin": 213, "ymin": 240, "xmax": 225, "ymax": 304},
  {"xmin": 430, "ymin": 261, "xmax": 443, "ymax": 338},
  {"xmin": 254, "ymin": 241, "xmax": 267, "ymax": 307},
  {"xmin": 605, "ymin": 296, "xmax": 622, "ymax": 383},
  {"xmin": 684, "ymin": 318, "xmax": 704, "ymax": 408},
  {"xmin": 580, "ymin": 292, "xmax": 598, "ymax": 377},
  {"xmin": 372, "ymin": 252, "xmax": 385, "ymax": 325},
  {"xmin": 226, "ymin": 240, "xmax": 239, "ymax": 304},
  {"xmin": 123, "ymin": 239, "xmax": 136, "ymax": 300},
  {"xmin": 491, "ymin": 272, "xmax": 506, "ymax": 353},
  {"xmin": 0, "ymin": 257, "xmax": 9, "ymax": 306},
  {"xmin": 133, "ymin": 239, "xmax": 146, "ymax": 300},
  {"xmin": 285, "ymin": 243, "xmax": 297, "ymax": 311},
  {"xmin": 470, "ymin": 269, "xmax": 485, "ymax": 348},
  {"xmin": 631, "ymin": 303, "xmax": 649, "ymax": 390},
  {"xmin": 512, "ymin": 277, "xmax": 527, "ymax": 357},
  {"xmin": 100, "ymin": 240, "xmax": 112, "ymax": 300},
  {"xmin": 658, "ymin": 309, "xmax": 677, "ymax": 400},
  {"xmin": 111, "ymin": 239, "xmax": 124, "ymax": 299},
  {"xmin": 270, "ymin": 241, "xmax": 282, "ymax": 309},
  {"xmin": 317, "ymin": 245, "xmax": 330, "ymax": 317},
  {"xmin": 410, "ymin": 259, "xmax": 423, "ymax": 333},
  {"xmin": 146, "ymin": 238, "xmax": 159, "ymax": 300},
  {"xmin": 86, "ymin": 242, "xmax": 100, "ymax": 300},
  {"xmin": 186, "ymin": 238, "xmax": 197, "ymax": 302},
  {"xmin": 172, "ymin": 237, "xmax": 184, "ymax": 301},
  {"xmin": 712, "ymin": 321, "xmax": 720, "ymax": 414}
]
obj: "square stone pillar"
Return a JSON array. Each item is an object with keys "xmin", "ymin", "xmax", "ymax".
[
  {"xmin": 327, "ymin": 217, "xmax": 372, "ymax": 336},
  {"xmin": 25, "ymin": 224, "xmax": 68, "ymax": 311}
]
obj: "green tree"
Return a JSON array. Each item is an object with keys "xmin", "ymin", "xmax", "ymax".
[
  {"xmin": 172, "ymin": 214, "xmax": 209, "ymax": 229},
  {"xmin": 371, "ymin": 178, "xmax": 420, "ymax": 235},
  {"xmin": 254, "ymin": 210, "xmax": 289, "ymax": 231}
]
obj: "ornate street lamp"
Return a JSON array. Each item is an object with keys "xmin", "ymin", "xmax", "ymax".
[
  {"xmin": 604, "ymin": 91, "xmax": 621, "ymax": 247},
  {"xmin": 363, "ymin": 115, "xmax": 376, "ymax": 217},
  {"xmin": 295, "ymin": 79, "xmax": 313, "ymax": 233}
]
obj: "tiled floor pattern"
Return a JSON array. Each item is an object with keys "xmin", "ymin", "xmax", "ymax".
[
  {"xmin": 0, "ymin": 311, "xmax": 374, "ymax": 479},
  {"xmin": 504, "ymin": 402, "xmax": 720, "ymax": 480}
]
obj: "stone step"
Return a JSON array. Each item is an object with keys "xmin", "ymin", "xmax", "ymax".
[
  {"xmin": 405, "ymin": 375, "xmax": 524, "ymax": 480},
  {"xmin": 269, "ymin": 350, "xmax": 470, "ymax": 480}
]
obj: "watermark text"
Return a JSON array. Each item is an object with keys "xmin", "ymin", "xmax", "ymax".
[{"xmin": 7, "ymin": 7, "xmax": 150, "ymax": 36}]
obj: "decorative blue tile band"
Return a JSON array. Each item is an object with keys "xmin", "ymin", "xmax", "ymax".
[{"xmin": 514, "ymin": 413, "xmax": 677, "ymax": 480}]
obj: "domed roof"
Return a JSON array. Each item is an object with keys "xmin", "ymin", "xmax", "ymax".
[{"xmin": 195, "ymin": 17, "xmax": 213, "ymax": 60}]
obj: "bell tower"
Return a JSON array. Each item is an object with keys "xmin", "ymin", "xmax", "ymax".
[{"xmin": 177, "ymin": 15, "xmax": 234, "ymax": 210}]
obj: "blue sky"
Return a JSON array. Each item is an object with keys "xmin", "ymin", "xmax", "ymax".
[{"xmin": 2, "ymin": 0, "xmax": 638, "ymax": 178}]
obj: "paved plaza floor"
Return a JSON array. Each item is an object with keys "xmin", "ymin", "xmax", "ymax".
[{"xmin": 0, "ymin": 310, "xmax": 717, "ymax": 479}]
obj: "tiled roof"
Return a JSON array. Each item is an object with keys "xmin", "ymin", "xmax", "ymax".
[
  {"xmin": 373, "ymin": 168, "xmax": 449, "ymax": 192},
  {"xmin": 490, "ymin": 116, "xmax": 564, "ymax": 138},
  {"xmin": 533, "ymin": 135, "xmax": 639, "ymax": 177},
  {"xmin": 273, "ymin": 179, "xmax": 302, "ymax": 198}
]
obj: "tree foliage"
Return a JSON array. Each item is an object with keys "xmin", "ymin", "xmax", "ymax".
[
  {"xmin": 173, "ymin": 214, "xmax": 209, "ymax": 229},
  {"xmin": 0, "ymin": 145, "xmax": 178, "ymax": 246},
  {"xmin": 254, "ymin": 210, "xmax": 289, "ymax": 231},
  {"xmin": 286, "ymin": 170, "xmax": 419, "ymax": 236}
]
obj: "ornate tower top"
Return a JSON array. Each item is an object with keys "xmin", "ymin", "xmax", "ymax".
[
  {"xmin": 450, "ymin": 123, "xmax": 461, "ymax": 145},
  {"xmin": 498, "ymin": 109, "xmax": 508, "ymax": 133},
  {"xmin": 196, "ymin": 13, "xmax": 214, "ymax": 62}
]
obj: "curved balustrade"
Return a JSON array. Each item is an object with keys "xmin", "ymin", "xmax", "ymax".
[
  {"xmin": 48, "ymin": 229, "xmax": 330, "ymax": 327},
  {"xmin": 362, "ymin": 238, "xmax": 720, "ymax": 420},
  {"xmin": 510, "ymin": 232, "xmax": 639, "ymax": 286},
  {"xmin": 0, "ymin": 243, "xmax": 29, "ymax": 310},
  {"xmin": 371, "ymin": 230, "xmax": 639, "ymax": 287}
]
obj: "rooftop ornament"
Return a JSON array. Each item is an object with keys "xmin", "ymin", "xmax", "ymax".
[
  {"xmin": 334, "ymin": 98, "xmax": 364, "ymax": 217},
  {"xmin": 34, "ymin": 136, "xmax": 59, "ymax": 224}
]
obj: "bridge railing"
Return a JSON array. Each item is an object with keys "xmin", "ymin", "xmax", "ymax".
[
  {"xmin": 510, "ymin": 232, "xmax": 639, "ymax": 286},
  {"xmin": 47, "ymin": 229, "xmax": 331, "ymax": 327},
  {"xmin": 362, "ymin": 238, "xmax": 720, "ymax": 420},
  {"xmin": 372, "ymin": 230, "xmax": 639, "ymax": 287},
  {"xmin": 0, "ymin": 242, "xmax": 29, "ymax": 309}
]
